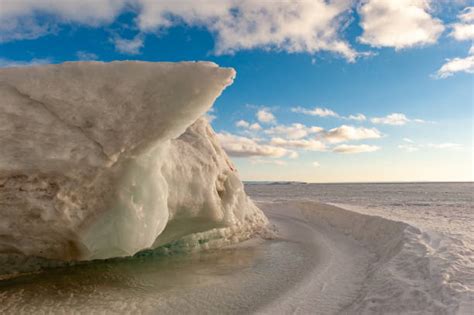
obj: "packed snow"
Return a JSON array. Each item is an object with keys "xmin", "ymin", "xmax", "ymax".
[{"xmin": 0, "ymin": 61, "xmax": 267, "ymax": 272}]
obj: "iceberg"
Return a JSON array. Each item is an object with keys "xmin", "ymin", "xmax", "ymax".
[{"xmin": 0, "ymin": 61, "xmax": 267, "ymax": 265}]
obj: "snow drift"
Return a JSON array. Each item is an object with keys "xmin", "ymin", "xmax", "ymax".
[{"xmin": 0, "ymin": 61, "xmax": 267, "ymax": 267}]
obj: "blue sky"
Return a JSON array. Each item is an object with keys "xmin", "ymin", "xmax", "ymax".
[{"xmin": 0, "ymin": 0, "xmax": 472, "ymax": 182}]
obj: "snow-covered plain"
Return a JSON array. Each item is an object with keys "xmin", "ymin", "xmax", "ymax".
[
  {"xmin": 0, "ymin": 61, "xmax": 267, "ymax": 273},
  {"xmin": 248, "ymin": 183, "xmax": 474, "ymax": 314}
]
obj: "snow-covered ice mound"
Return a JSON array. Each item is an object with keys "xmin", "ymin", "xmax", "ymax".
[{"xmin": 0, "ymin": 61, "xmax": 267, "ymax": 271}]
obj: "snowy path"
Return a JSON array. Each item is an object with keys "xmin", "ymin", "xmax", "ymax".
[
  {"xmin": 257, "ymin": 202, "xmax": 371, "ymax": 314},
  {"xmin": 0, "ymin": 202, "xmax": 371, "ymax": 314}
]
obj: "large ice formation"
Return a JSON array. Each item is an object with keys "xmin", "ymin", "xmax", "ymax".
[{"xmin": 0, "ymin": 61, "xmax": 267, "ymax": 263}]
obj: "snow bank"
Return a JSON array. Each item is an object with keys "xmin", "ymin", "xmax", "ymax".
[
  {"xmin": 0, "ymin": 61, "xmax": 267, "ymax": 270},
  {"xmin": 294, "ymin": 201, "xmax": 469, "ymax": 314}
]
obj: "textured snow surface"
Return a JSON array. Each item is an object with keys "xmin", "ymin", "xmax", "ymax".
[
  {"xmin": 247, "ymin": 183, "xmax": 474, "ymax": 314},
  {"xmin": 0, "ymin": 61, "xmax": 267, "ymax": 269}
]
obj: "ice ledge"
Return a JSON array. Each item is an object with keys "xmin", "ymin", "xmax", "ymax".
[{"xmin": 0, "ymin": 61, "xmax": 266, "ymax": 267}]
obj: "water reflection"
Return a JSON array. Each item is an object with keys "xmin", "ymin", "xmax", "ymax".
[{"xmin": 0, "ymin": 245, "xmax": 262, "ymax": 314}]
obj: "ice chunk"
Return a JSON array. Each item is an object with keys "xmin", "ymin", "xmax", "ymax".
[{"xmin": 0, "ymin": 61, "xmax": 267, "ymax": 263}]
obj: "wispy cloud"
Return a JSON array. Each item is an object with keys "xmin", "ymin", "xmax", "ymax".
[
  {"xmin": 236, "ymin": 120, "xmax": 261, "ymax": 131},
  {"xmin": 449, "ymin": 7, "xmax": 474, "ymax": 41},
  {"xmin": 312, "ymin": 161, "xmax": 321, "ymax": 167},
  {"xmin": 358, "ymin": 0, "xmax": 445, "ymax": 49},
  {"xmin": 292, "ymin": 107, "xmax": 370, "ymax": 122},
  {"xmin": 434, "ymin": 7, "xmax": 474, "ymax": 79},
  {"xmin": 322, "ymin": 125, "xmax": 382, "ymax": 143},
  {"xmin": 347, "ymin": 113, "xmax": 367, "ymax": 121},
  {"xmin": 112, "ymin": 34, "xmax": 144, "ymax": 55},
  {"xmin": 371, "ymin": 113, "xmax": 410, "ymax": 125},
  {"xmin": 264, "ymin": 123, "xmax": 322, "ymax": 140},
  {"xmin": 398, "ymin": 140, "xmax": 462, "ymax": 152},
  {"xmin": 0, "ymin": 57, "xmax": 51, "ymax": 68},
  {"xmin": 236, "ymin": 120, "xmax": 250, "ymax": 128},
  {"xmin": 216, "ymin": 132, "xmax": 294, "ymax": 158},
  {"xmin": 398, "ymin": 144, "xmax": 419, "ymax": 152},
  {"xmin": 204, "ymin": 108, "xmax": 217, "ymax": 123},
  {"xmin": 76, "ymin": 51, "xmax": 98, "ymax": 61},
  {"xmin": 291, "ymin": 106, "xmax": 339, "ymax": 117},
  {"xmin": 270, "ymin": 137, "xmax": 326, "ymax": 151},
  {"xmin": 371, "ymin": 113, "xmax": 428, "ymax": 125},
  {"xmin": 426, "ymin": 143, "xmax": 462, "ymax": 149},
  {"xmin": 434, "ymin": 45, "xmax": 474, "ymax": 79},
  {"xmin": 332, "ymin": 144, "xmax": 380, "ymax": 154},
  {"xmin": 256, "ymin": 108, "xmax": 276, "ymax": 124},
  {"xmin": 250, "ymin": 158, "xmax": 287, "ymax": 166}
]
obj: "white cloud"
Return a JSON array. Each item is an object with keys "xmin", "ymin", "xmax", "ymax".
[
  {"xmin": 0, "ymin": 57, "xmax": 51, "ymax": 68},
  {"xmin": 371, "ymin": 113, "xmax": 410, "ymax": 125},
  {"xmin": 270, "ymin": 137, "xmax": 326, "ymax": 151},
  {"xmin": 264, "ymin": 123, "xmax": 322, "ymax": 140},
  {"xmin": 249, "ymin": 123, "xmax": 262, "ymax": 131},
  {"xmin": 292, "ymin": 107, "xmax": 371, "ymax": 122},
  {"xmin": 450, "ymin": 7, "xmax": 474, "ymax": 41},
  {"xmin": 0, "ymin": 0, "xmax": 127, "ymax": 42},
  {"xmin": 450, "ymin": 22, "xmax": 474, "ymax": 41},
  {"xmin": 358, "ymin": 0, "xmax": 445, "ymax": 49},
  {"xmin": 322, "ymin": 125, "xmax": 382, "ymax": 143},
  {"xmin": 236, "ymin": 120, "xmax": 250, "ymax": 128},
  {"xmin": 236, "ymin": 120, "xmax": 262, "ymax": 131},
  {"xmin": 333, "ymin": 144, "xmax": 380, "ymax": 154},
  {"xmin": 288, "ymin": 151, "xmax": 299, "ymax": 159},
  {"xmin": 204, "ymin": 114, "xmax": 217, "ymax": 124},
  {"xmin": 403, "ymin": 138, "xmax": 415, "ymax": 143},
  {"xmin": 3, "ymin": 0, "xmax": 457, "ymax": 60},
  {"xmin": 347, "ymin": 113, "xmax": 367, "ymax": 121},
  {"xmin": 76, "ymin": 51, "xmax": 98, "ymax": 61},
  {"xmin": 412, "ymin": 118, "xmax": 427, "ymax": 123},
  {"xmin": 312, "ymin": 161, "xmax": 321, "ymax": 167},
  {"xmin": 399, "ymin": 142, "xmax": 462, "ymax": 152},
  {"xmin": 292, "ymin": 106, "xmax": 339, "ymax": 117},
  {"xmin": 216, "ymin": 132, "xmax": 293, "ymax": 158},
  {"xmin": 135, "ymin": 0, "xmax": 358, "ymax": 60},
  {"xmin": 112, "ymin": 34, "xmax": 144, "ymax": 55},
  {"xmin": 434, "ymin": 46, "xmax": 474, "ymax": 78},
  {"xmin": 256, "ymin": 108, "xmax": 276, "ymax": 124},
  {"xmin": 250, "ymin": 158, "xmax": 287, "ymax": 166},
  {"xmin": 0, "ymin": 0, "xmax": 362, "ymax": 60},
  {"xmin": 427, "ymin": 143, "xmax": 462, "ymax": 149},
  {"xmin": 398, "ymin": 144, "xmax": 419, "ymax": 152}
]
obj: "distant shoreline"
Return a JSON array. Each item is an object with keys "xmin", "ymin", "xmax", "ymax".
[{"xmin": 244, "ymin": 181, "xmax": 474, "ymax": 185}]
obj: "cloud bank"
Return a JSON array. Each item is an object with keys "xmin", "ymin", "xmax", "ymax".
[
  {"xmin": 2, "ymin": 0, "xmax": 464, "ymax": 62},
  {"xmin": 0, "ymin": 0, "xmax": 358, "ymax": 60}
]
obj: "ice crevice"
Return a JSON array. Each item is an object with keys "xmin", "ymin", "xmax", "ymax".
[{"xmin": 0, "ymin": 61, "xmax": 268, "ymax": 274}]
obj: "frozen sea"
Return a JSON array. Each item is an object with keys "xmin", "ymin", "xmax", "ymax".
[
  {"xmin": 246, "ymin": 182, "xmax": 473, "ymax": 239},
  {"xmin": 0, "ymin": 182, "xmax": 472, "ymax": 314}
]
